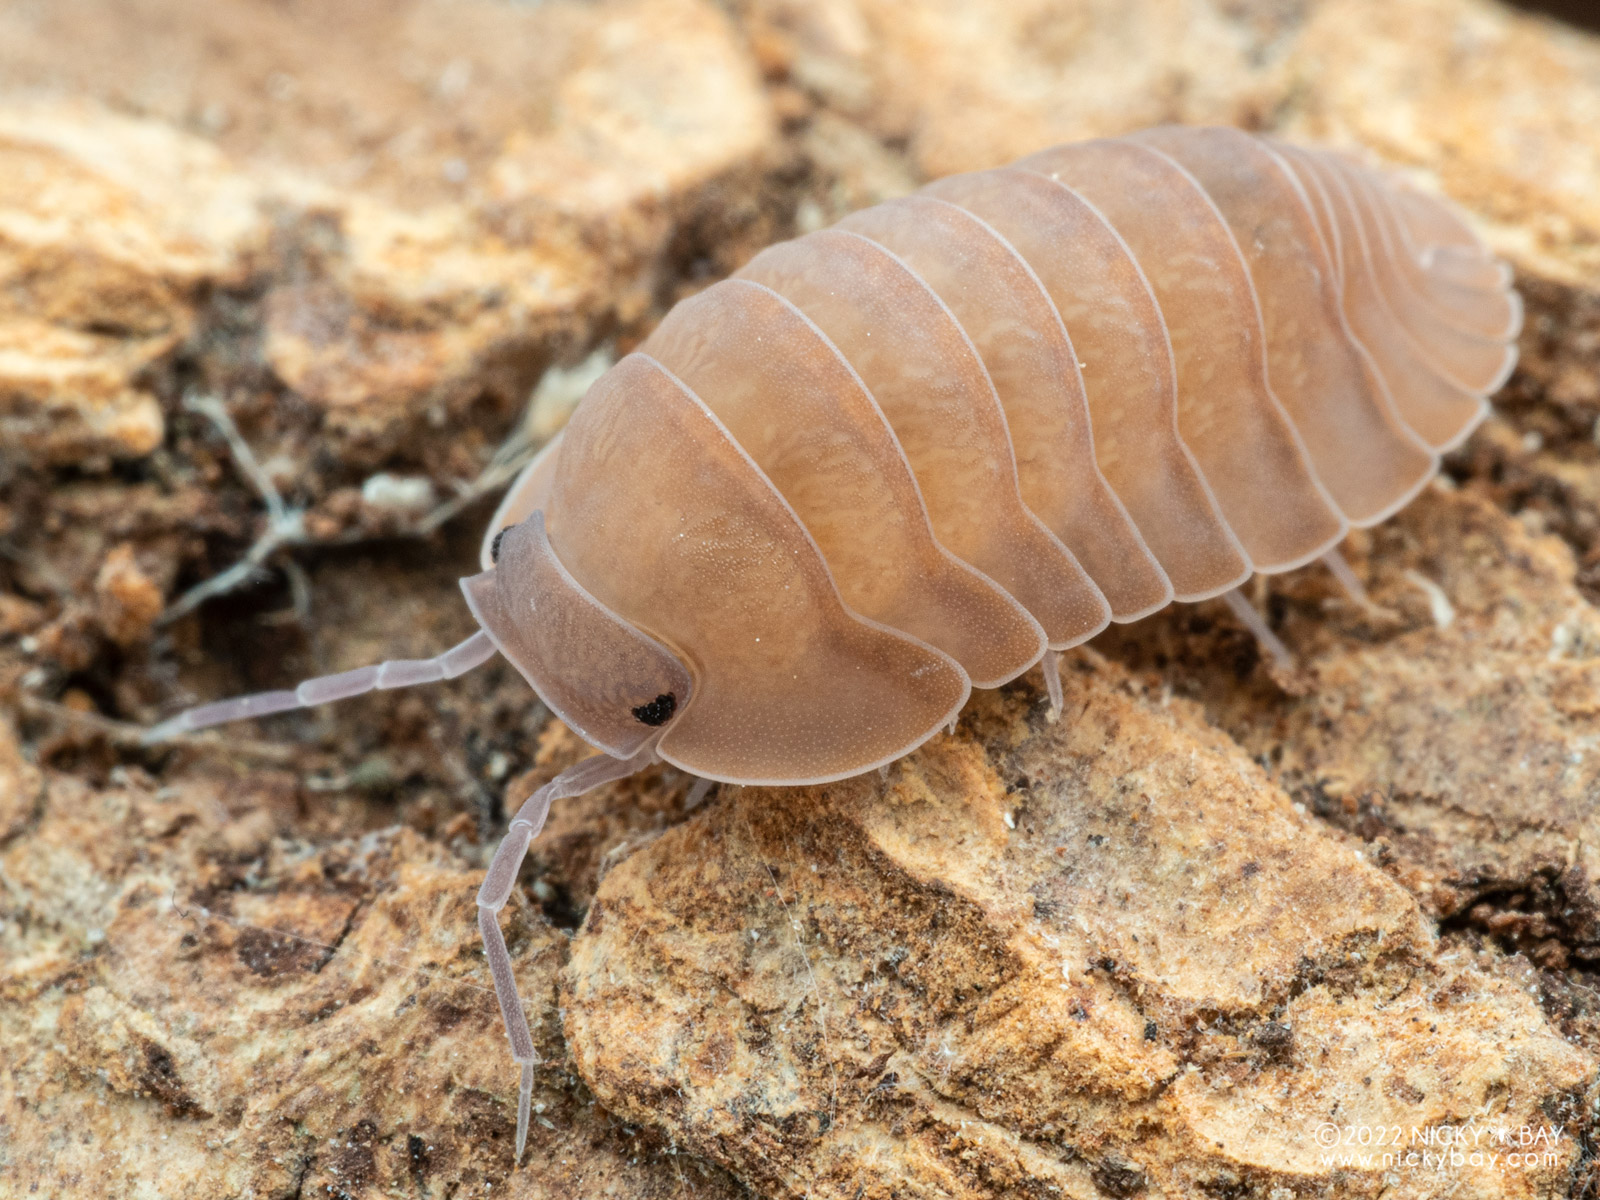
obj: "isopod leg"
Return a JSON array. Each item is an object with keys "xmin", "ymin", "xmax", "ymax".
[
  {"xmin": 685, "ymin": 775, "xmax": 716, "ymax": 809},
  {"xmin": 1041, "ymin": 650, "xmax": 1064, "ymax": 721},
  {"xmin": 476, "ymin": 737, "xmax": 663, "ymax": 1163},
  {"xmin": 1321, "ymin": 549, "xmax": 1371, "ymax": 607},
  {"xmin": 1322, "ymin": 549, "xmax": 1401, "ymax": 622},
  {"xmin": 1221, "ymin": 589, "xmax": 1295, "ymax": 672}
]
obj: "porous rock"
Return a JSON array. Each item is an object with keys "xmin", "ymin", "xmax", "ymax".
[
  {"xmin": 0, "ymin": 0, "xmax": 781, "ymax": 485},
  {"xmin": 564, "ymin": 641, "xmax": 1592, "ymax": 1199},
  {"xmin": 0, "ymin": 755, "xmax": 745, "ymax": 1198},
  {"xmin": 0, "ymin": 108, "xmax": 256, "ymax": 466}
]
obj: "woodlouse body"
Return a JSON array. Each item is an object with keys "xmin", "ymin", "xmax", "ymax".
[
  {"xmin": 468, "ymin": 125, "xmax": 1518, "ymax": 787},
  {"xmin": 147, "ymin": 125, "xmax": 1520, "ymax": 1159}
]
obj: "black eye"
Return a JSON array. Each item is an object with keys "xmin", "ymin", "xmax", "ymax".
[
  {"xmin": 631, "ymin": 693, "xmax": 676, "ymax": 726},
  {"xmin": 490, "ymin": 529, "xmax": 508, "ymax": 564}
]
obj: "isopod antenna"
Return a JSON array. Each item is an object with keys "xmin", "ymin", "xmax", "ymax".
[{"xmin": 140, "ymin": 630, "xmax": 498, "ymax": 744}]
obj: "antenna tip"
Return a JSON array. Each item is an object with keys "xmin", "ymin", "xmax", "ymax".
[{"xmin": 141, "ymin": 718, "xmax": 183, "ymax": 746}]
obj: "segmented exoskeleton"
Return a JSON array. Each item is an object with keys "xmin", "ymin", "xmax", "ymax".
[{"xmin": 147, "ymin": 126, "xmax": 1520, "ymax": 1159}]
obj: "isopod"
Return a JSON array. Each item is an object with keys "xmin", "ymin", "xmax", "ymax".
[{"xmin": 144, "ymin": 125, "xmax": 1520, "ymax": 1159}]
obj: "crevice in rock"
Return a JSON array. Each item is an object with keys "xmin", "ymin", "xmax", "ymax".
[{"xmin": 1439, "ymin": 865, "xmax": 1600, "ymax": 971}]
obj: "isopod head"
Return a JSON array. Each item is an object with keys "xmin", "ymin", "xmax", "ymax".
[{"xmin": 461, "ymin": 510, "xmax": 693, "ymax": 759}]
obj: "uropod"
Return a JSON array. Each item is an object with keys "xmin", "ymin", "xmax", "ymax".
[{"xmin": 145, "ymin": 125, "xmax": 1521, "ymax": 1160}]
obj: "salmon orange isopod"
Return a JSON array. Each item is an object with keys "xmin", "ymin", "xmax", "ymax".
[{"xmin": 144, "ymin": 126, "xmax": 1521, "ymax": 1160}]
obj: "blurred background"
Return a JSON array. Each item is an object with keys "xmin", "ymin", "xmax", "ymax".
[{"xmin": 4, "ymin": 1, "xmax": 1600, "ymax": 1196}]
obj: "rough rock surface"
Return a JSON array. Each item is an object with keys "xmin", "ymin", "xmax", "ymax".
[
  {"xmin": 5, "ymin": 0, "xmax": 1600, "ymax": 1197},
  {"xmin": 568, "ymin": 646, "xmax": 1590, "ymax": 1198}
]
